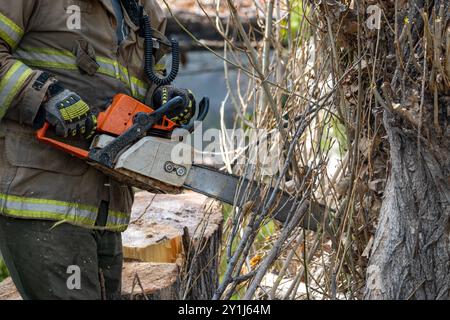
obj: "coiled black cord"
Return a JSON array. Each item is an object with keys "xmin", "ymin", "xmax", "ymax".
[{"xmin": 142, "ymin": 15, "xmax": 180, "ymax": 86}]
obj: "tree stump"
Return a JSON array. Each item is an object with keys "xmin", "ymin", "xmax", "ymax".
[
  {"xmin": 124, "ymin": 191, "xmax": 223, "ymax": 300},
  {"xmin": 0, "ymin": 191, "xmax": 223, "ymax": 300}
]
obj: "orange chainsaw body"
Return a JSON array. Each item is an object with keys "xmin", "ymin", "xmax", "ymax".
[
  {"xmin": 36, "ymin": 94, "xmax": 177, "ymax": 159},
  {"xmin": 97, "ymin": 94, "xmax": 177, "ymax": 136}
]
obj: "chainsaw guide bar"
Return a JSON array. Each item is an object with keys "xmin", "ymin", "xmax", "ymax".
[{"xmin": 91, "ymin": 135, "xmax": 328, "ymax": 231}]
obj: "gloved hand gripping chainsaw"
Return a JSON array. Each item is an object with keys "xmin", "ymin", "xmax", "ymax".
[{"xmin": 34, "ymin": 77, "xmax": 97, "ymax": 139}]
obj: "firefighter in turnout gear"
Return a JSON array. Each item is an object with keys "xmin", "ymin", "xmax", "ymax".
[{"xmin": 0, "ymin": 0, "xmax": 195, "ymax": 300}]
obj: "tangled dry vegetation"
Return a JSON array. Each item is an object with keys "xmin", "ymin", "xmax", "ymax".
[{"xmin": 166, "ymin": 0, "xmax": 450, "ymax": 299}]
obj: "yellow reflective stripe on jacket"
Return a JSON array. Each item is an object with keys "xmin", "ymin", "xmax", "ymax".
[
  {"xmin": 0, "ymin": 193, "xmax": 130, "ymax": 231},
  {"xmin": 14, "ymin": 47, "xmax": 78, "ymax": 70},
  {"xmin": 13, "ymin": 47, "xmax": 149, "ymax": 101},
  {"xmin": 0, "ymin": 12, "xmax": 24, "ymax": 49},
  {"xmin": 97, "ymin": 57, "xmax": 148, "ymax": 100},
  {"xmin": 0, "ymin": 61, "xmax": 33, "ymax": 120},
  {"xmin": 97, "ymin": 57, "xmax": 130, "ymax": 82},
  {"xmin": 106, "ymin": 211, "xmax": 132, "ymax": 231},
  {"xmin": 131, "ymin": 77, "xmax": 148, "ymax": 101}
]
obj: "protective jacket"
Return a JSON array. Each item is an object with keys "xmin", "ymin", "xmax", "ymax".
[{"xmin": 0, "ymin": 0, "xmax": 168, "ymax": 232}]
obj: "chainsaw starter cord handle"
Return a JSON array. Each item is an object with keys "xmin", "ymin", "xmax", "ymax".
[{"xmin": 143, "ymin": 15, "xmax": 180, "ymax": 86}]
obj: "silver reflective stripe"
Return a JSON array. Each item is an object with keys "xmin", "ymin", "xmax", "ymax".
[
  {"xmin": 97, "ymin": 58, "xmax": 120, "ymax": 78},
  {"xmin": 106, "ymin": 213, "xmax": 130, "ymax": 229},
  {"xmin": 13, "ymin": 48, "xmax": 78, "ymax": 70},
  {"xmin": 0, "ymin": 194, "xmax": 97, "ymax": 224},
  {"xmin": 118, "ymin": 65, "xmax": 130, "ymax": 84},
  {"xmin": 3, "ymin": 199, "xmax": 96, "ymax": 220},
  {"xmin": 0, "ymin": 12, "xmax": 23, "ymax": 49},
  {"xmin": 0, "ymin": 61, "xmax": 33, "ymax": 120},
  {"xmin": 97, "ymin": 58, "xmax": 132, "ymax": 89},
  {"xmin": 0, "ymin": 194, "xmax": 129, "ymax": 230}
]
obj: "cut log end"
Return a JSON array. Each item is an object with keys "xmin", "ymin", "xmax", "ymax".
[
  {"xmin": 121, "ymin": 262, "xmax": 180, "ymax": 300},
  {"xmin": 123, "ymin": 192, "xmax": 223, "ymax": 264}
]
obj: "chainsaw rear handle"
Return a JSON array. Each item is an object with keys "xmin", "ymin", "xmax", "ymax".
[{"xmin": 96, "ymin": 94, "xmax": 178, "ymax": 136}]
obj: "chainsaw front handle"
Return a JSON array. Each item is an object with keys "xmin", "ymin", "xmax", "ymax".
[{"xmin": 181, "ymin": 97, "xmax": 210, "ymax": 133}]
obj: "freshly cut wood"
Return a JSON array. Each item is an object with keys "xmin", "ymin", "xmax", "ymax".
[
  {"xmin": 121, "ymin": 262, "xmax": 180, "ymax": 300},
  {"xmin": 123, "ymin": 220, "xmax": 183, "ymax": 263},
  {"xmin": 0, "ymin": 191, "xmax": 223, "ymax": 300},
  {"xmin": 123, "ymin": 192, "xmax": 222, "ymax": 263},
  {"xmin": 123, "ymin": 191, "xmax": 223, "ymax": 300}
]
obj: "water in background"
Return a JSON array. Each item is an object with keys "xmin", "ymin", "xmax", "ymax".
[{"xmin": 173, "ymin": 50, "xmax": 249, "ymax": 130}]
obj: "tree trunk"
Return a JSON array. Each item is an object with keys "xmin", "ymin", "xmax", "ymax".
[
  {"xmin": 364, "ymin": 111, "xmax": 450, "ymax": 299},
  {"xmin": 121, "ymin": 262, "xmax": 181, "ymax": 300},
  {"xmin": 313, "ymin": 0, "xmax": 450, "ymax": 299},
  {"xmin": 362, "ymin": 1, "xmax": 450, "ymax": 299},
  {"xmin": 124, "ymin": 192, "xmax": 223, "ymax": 300}
]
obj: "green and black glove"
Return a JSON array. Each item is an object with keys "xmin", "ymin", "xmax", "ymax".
[
  {"xmin": 152, "ymin": 85, "xmax": 196, "ymax": 125},
  {"xmin": 39, "ymin": 81, "xmax": 97, "ymax": 139}
]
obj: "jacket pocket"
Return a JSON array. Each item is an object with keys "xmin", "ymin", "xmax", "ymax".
[
  {"xmin": 4, "ymin": 133, "xmax": 89, "ymax": 176},
  {"xmin": 74, "ymin": 39, "xmax": 100, "ymax": 76}
]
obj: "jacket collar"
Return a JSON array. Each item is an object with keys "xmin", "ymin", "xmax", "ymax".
[
  {"xmin": 98, "ymin": 0, "xmax": 115, "ymax": 16},
  {"xmin": 98, "ymin": 0, "xmax": 140, "ymax": 32}
]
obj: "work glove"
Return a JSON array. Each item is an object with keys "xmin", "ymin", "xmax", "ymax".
[
  {"xmin": 152, "ymin": 85, "xmax": 196, "ymax": 125},
  {"xmin": 38, "ymin": 81, "xmax": 97, "ymax": 139}
]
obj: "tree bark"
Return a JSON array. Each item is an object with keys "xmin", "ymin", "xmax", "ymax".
[
  {"xmin": 364, "ymin": 111, "xmax": 450, "ymax": 299},
  {"xmin": 363, "ymin": 0, "xmax": 450, "ymax": 299},
  {"xmin": 313, "ymin": 0, "xmax": 450, "ymax": 299}
]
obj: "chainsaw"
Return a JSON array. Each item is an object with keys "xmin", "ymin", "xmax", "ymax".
[{"xmin": 36, "ymin": 94, "xmax": 329, "ymax": 231}]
